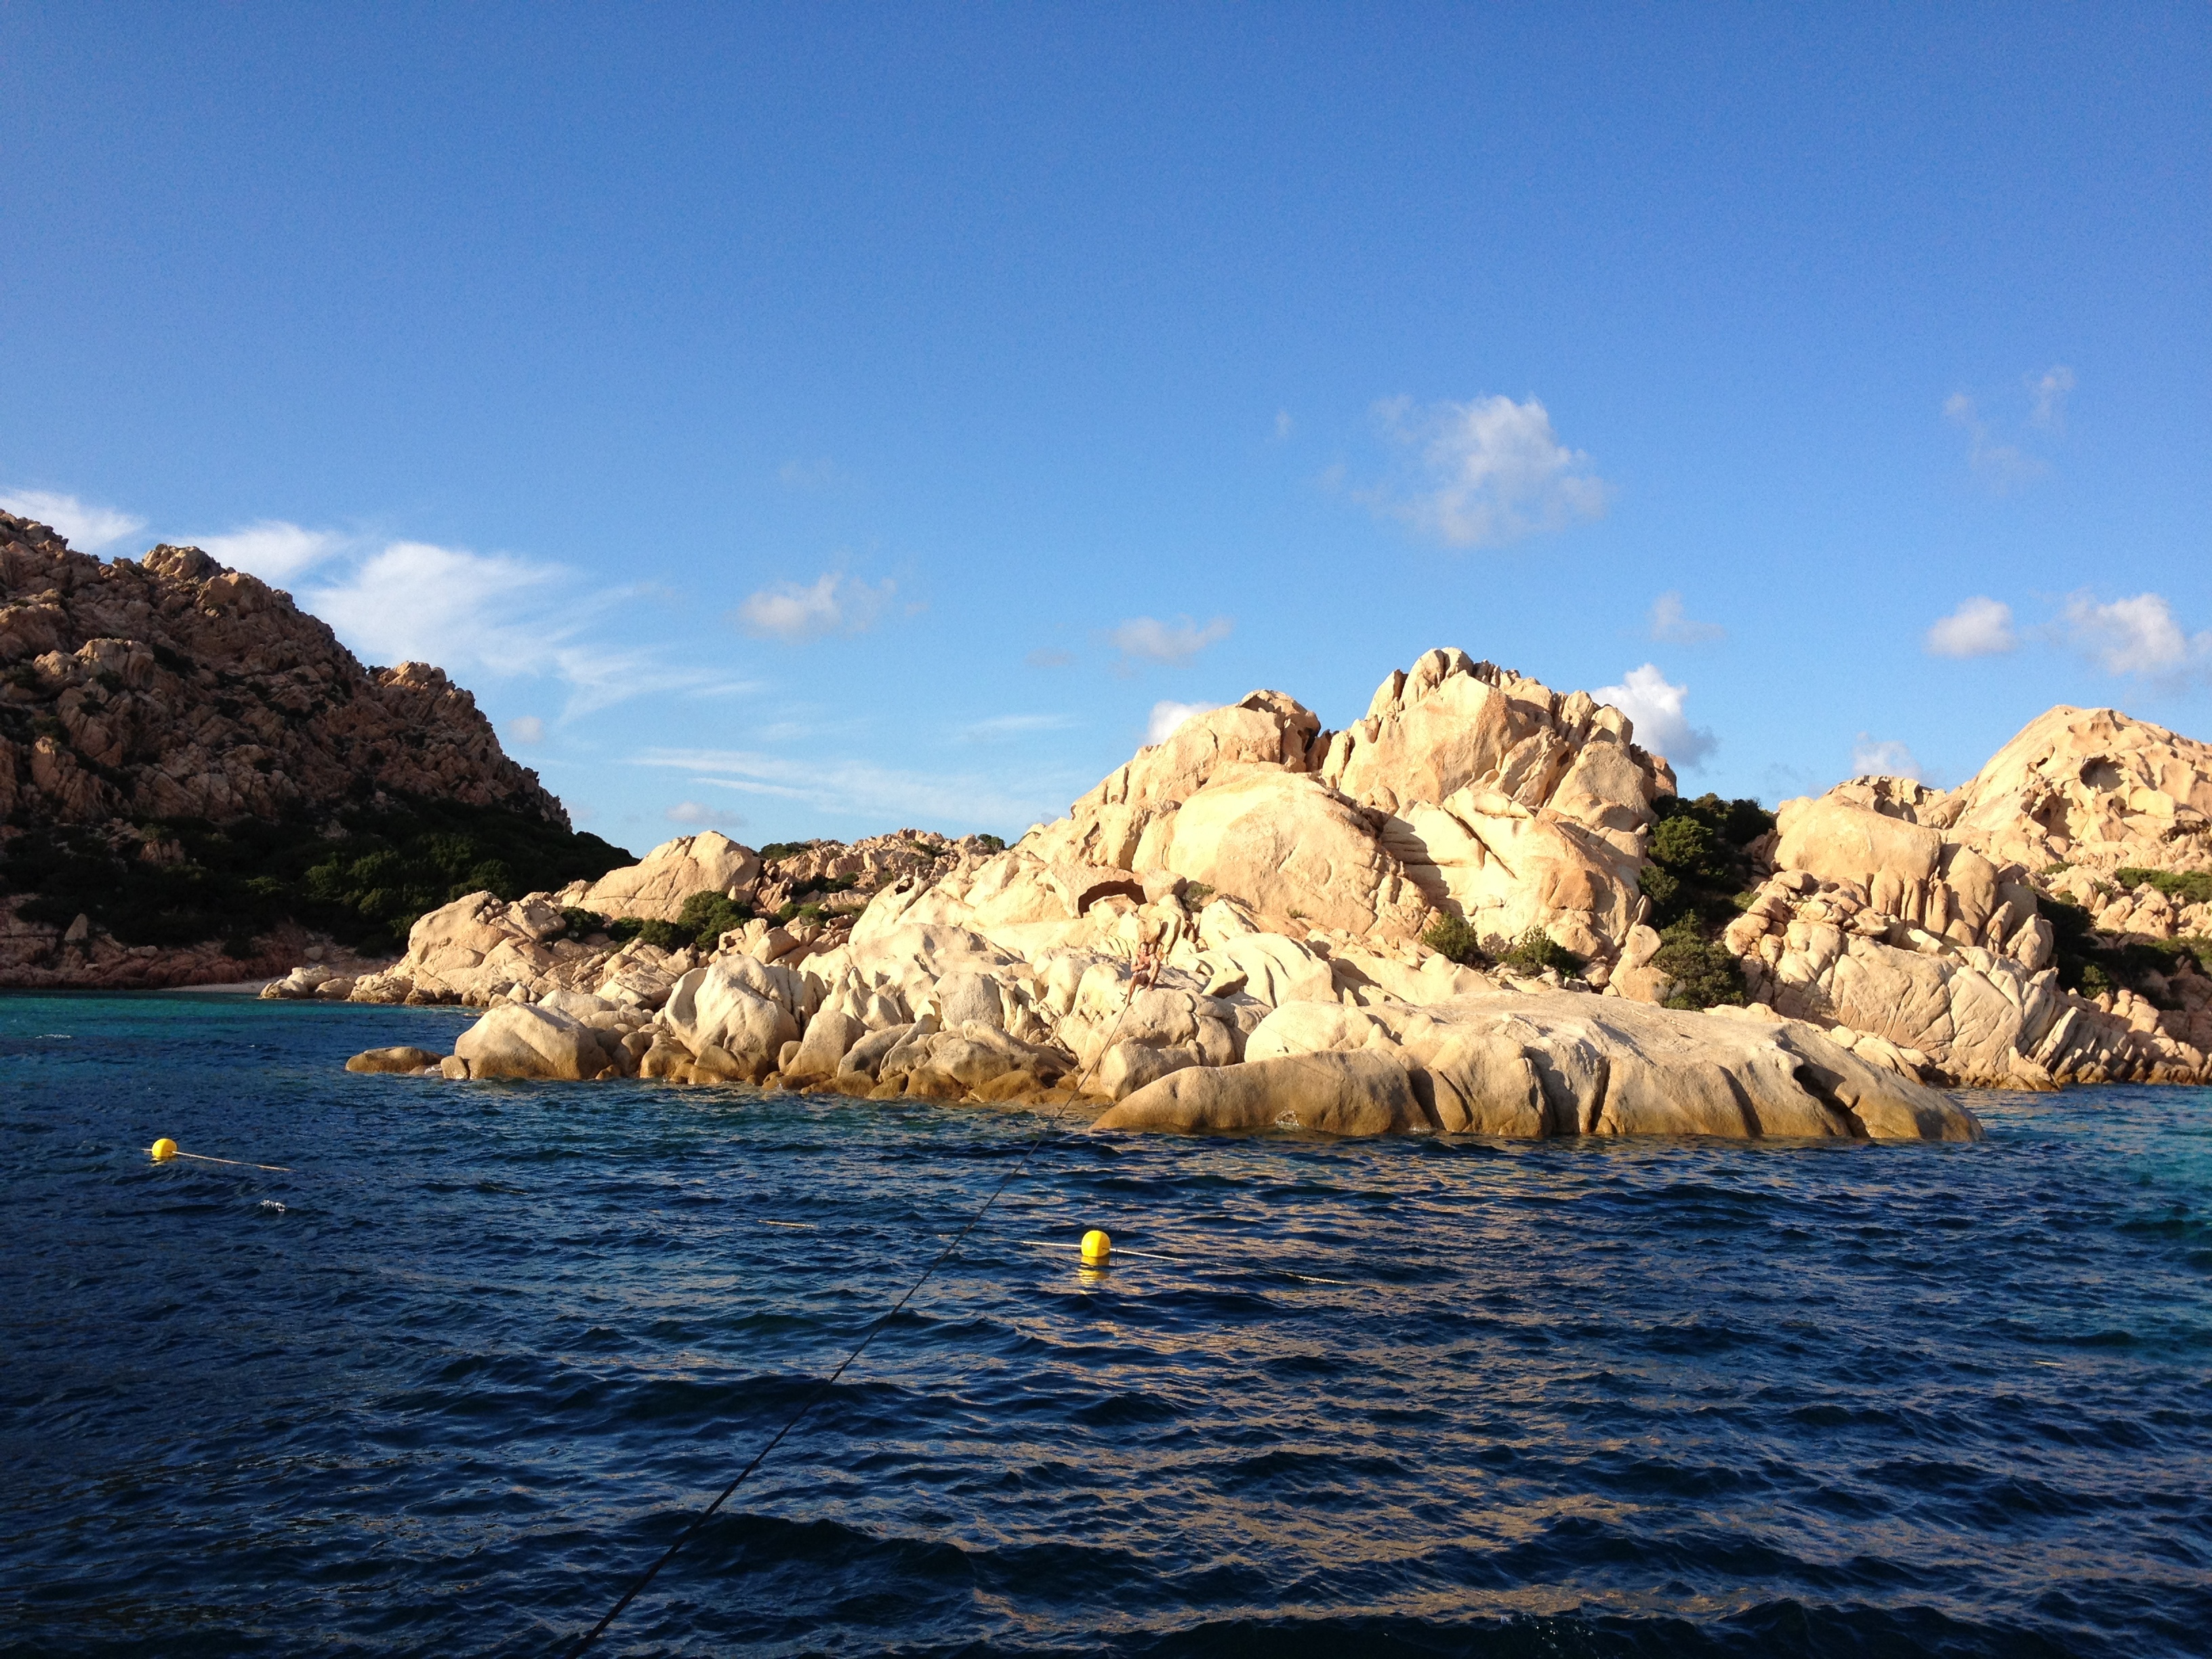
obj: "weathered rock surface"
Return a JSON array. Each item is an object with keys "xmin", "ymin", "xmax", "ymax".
[
  {"xmin": 1732, "ymin": 706, "xmax": 2212, "ymax": 1087},
  {"xmin": 0, "ymin": 510, "xmax": 570, "ymax": 987},
  {"xmin": 354, "ymin": 651, "xmax": 2205, "ymax": 1126}
]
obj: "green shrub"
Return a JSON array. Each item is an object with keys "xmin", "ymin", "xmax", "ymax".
[
  {"xmin": 561, "ymin": 907, "xmax": 607, "ymax": 937},
  {"xmin": 756, "ymin": 841, "xmax": 810, "ymax": 861},
  {"xmin": 1500, "ymin": 926, "xmax": 1582, "ymax": 977},
  {"xmin": 676, "ymin": 888, "xmax": 753, "ymax": 948},
  {"xmin": 2113, "ymin": 867, "xmax": 2212, "ymax": 907},
  {"xmin": 1421, "ymin": 912, "xmax": 1488, "ymax": 967},
  {"xmin": 1651, "ymin": 918, "xmax": 1748, "ymax": 1010},
  {"xmin": 973, "ymin": 833, "xmax": 1007, "ymax": 851},
  {"xmin": 0, "ymin": 796, "xmax": 631, "ymax": 954}
]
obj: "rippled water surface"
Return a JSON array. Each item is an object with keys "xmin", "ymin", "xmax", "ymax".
[{"xmin": 3, "ymin": 993, "xmax": 2209, "ymax": 1658}]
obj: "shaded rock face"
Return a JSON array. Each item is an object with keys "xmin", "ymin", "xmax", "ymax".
[
  {"xmin": 0, "ymin": 515, "xmax": 562, "ymax": 828},
  {"xmin": 0, "ymin": 512, "xmax": 570, "ymax": 986}
]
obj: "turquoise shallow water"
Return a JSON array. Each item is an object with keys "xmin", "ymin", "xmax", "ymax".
[{"xmin": 3, "ymin": 993, "xmax": 2209, "ymax": 1658}]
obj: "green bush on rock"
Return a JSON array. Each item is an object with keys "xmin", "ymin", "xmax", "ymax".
[
  {"xmin": 1650, "ymin": 918, "xmax": 1748, "ymax": 1010},
  {"xmin": 1420, "ymin": 912, "xmax": 1488, "ymax": 967},
  {"xmin": 5, "ymin": 797, "xmax": 631, "ymax": 954},
  {"xmin": 1500, "ymin": 926, "xmax": 1583, "ymax": 979}
]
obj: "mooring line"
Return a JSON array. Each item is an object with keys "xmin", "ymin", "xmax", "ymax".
[{"xmin": 556, "ymin": 985, "xmax": 1140, "ymax": 1654}]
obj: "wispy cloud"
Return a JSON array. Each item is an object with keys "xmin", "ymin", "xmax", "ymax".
[
  {"xmin": 1925, "ymin": 596, "xmax": 2018, "ymax": 659},
  {"xmin": 189, "ymin": 519, "xmax": 349, "ymax": 583},
  {"xmin": 777, "ymin": 457, "xmax": 842, "ymax": 489},
  {"xmin": 1147, "ymin": 699, "xmax": 1218, "ymax": 743},
  {"xmin": 1946, "ymin": 366, "xmax": 2073, "ymax": 491},
  {"xmin": 1273, "ymin": 409, "xmax": 1294, "ymax": 441},
  {"xmin": 667, "ymin": 800, "xmax": 747, "ymax": 827},
  {"xmin": 634, "ymin": 747, "xmax": 1073, "ymax": 830},
  {"xmin": 1026, "ymin": 647, "xmax": 1073, "ymax": 668},
  {"xmin": 1647, "ymin": 591, "xmax": 1725, "ymax": 644},
  {"xmin": 2060, "ymin": 590, "xmax": 2212, "ymax": 680},
  {"xmin": 735, "ymin": 571, "xmax": 895, "ymax": 641},
  {"xmin": 2028, "ymin": 365, "xmax": 2075, "ymax": 431},
  {"xmin": 1851, "ymin": 735, "xmax": 1924, "ymax": 782},
  {"xmin": 0, "ymin": 488, "xmax": 146, "ymax": 553},
  {"xmin": 1366, "ymin": 394, "xmax": 1609, "ymax": 548},
  {"xmin": 1109, "ymin": 615, "xmax": 1232, "ymax": 665},
  {"xmin": 1593, "ymin": 663, "xmax": 1715, "ymax": 769},
  {"xmin": 957, "ymin": 713, "xmax": 1078, "ymax": 743},
  {"xmin": 301, "ymin": 539, "xmax": 726, "ymax": 717},
  {"xmin": 507, "ymin": 715, "xmax": 548, "ymax": 745}
]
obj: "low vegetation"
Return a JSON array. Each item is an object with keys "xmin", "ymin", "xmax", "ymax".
[
  {"xmin": 1420, "ymin": 911, "xmax": 1487, "ymax": 967},
  {"xmin": 2112, "ymin": 867, "xmax": 2212, "ymax": 907},
  {"xmin": 2, "ymin": 797, "xmax": 631, "ymax": 956},
  {"xmin": 1629, "ymin": 792, "xmax": 1774, "ymax": 1008},
  {"xmin": 1500, "ymin": 926, "xmax": 1583, "ymax": 979},
  {"xmin": 2042, "ymin": 895, "xmax": 2209, "ymax": 1007},
  {"xmin": 1648, "ymin": 917, "xmax": 1748, "ymax": 1010}
]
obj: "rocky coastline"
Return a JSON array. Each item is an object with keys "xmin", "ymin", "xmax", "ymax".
[
  {"xmin": 0, "ymin": 510, "xmax": 628, "ymax": 985},
  {"xmin": 321, "ymin": 647, "xmax": 2212, "ymax": 1140}
]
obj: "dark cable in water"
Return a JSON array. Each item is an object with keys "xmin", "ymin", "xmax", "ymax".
[{"xmin": 556, "ymin": 995, "xmax": 1135, "ymax": 1655}]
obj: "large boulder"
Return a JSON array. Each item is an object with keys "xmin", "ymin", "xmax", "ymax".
[
  {"xmin": 453, "ymin": 1004, "xmax": 618, "ymax": 1081},
  {"xmin": 564, "ymin": 830, "xmax": 760, "ymax": 922},
  {"xmin": 1774, "ymin": 795, "xmax": 1944, "ymax": 893},
  {"xmin": 1093, "ymin": 1050, "xmax": 1430, "ymax": 1135},
  {"xmin": 661, "ymin": 960, "xmax": 801, "ymax": 1081},
  {"xmin": 1150, "ymin": 768, "xmax": 1428, "ymax": 937}
]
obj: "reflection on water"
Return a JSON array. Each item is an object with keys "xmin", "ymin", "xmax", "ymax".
[{"xmin": 2, "ymin": 993, "xmax": 2209, "ymax": 1658}]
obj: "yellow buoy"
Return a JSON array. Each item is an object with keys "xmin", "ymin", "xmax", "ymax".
[
  {"xmin": 149, "ymin": 1137, "xmax": 178, "ymax": 1162},
  {"xmin": 1080, "ymin": 1228, "xmax": 1112, "ymax": 1267}
]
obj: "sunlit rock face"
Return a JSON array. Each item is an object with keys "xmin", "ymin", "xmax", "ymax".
[
  {"xmin": 1736, "ymin": 705, "xmax": 2212, "ymax": 1089},
  {"xmin": 351, "ymin": 649, "xmax": 2210, "ymax": 1118}
]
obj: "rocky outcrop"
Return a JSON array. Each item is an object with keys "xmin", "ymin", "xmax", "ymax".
[
  {"xmin": 0, "ymin": 510, "xmax": 579, "ymax": 986},
  {"xmin": 1712, "ymin": 708, "xmax": 2212, "ymax": 1087},
  {"xmin": 346, "ymin": 645, "xmax": 1991, "ymax": 1142},
  {"xmin": 0, "ymin": 514, "xmax": 561, "ymax": 827},
  {"xmin": 561, "ymin": 832, "xmax": 760, "ymax": 922}
]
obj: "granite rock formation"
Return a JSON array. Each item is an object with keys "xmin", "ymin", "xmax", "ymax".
[{"xmin": 0, "ymin": 510, "xmax": 591, "ymax": 987}]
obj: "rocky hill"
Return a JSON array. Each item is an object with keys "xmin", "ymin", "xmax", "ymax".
[
  {"xmin": 0, "ymin": 510, "xmax": 630, "ymax": 986},
  {"xmin": 327, "ymin": 649, "xmax": 2212, "ymax": 1137}
]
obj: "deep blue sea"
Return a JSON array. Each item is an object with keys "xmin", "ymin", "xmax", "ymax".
[{"xmin": 3, "ymin": 993, "xmax": 2209, "ymax": 1658}]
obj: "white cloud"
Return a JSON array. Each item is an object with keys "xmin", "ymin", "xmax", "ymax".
[
  {"xmin": 2028, "ymin": 365, "xmax": 2075, "ymax": 431},
  {"xmin": 0, "ymin": 488, "xmax": 146, "ymax": 553},
  {"xmin": 666, "ymin": 800, "xmax": 747, "ymax": 827},
  {"xmin": 1593, "ymin": 663, "xmax": 1715, "ymax": 769},
  {"xmin": 1851, "ymin": 735, "xmax": 1924, "ymax": 781},
  {"xmin": 1647, "ymin": 591, "xmax": 1725, "ymax": 644},
  {"xmin": 1147, "ymin": 700, "xmax": 1218, "ymax": 743},
  {"xmin": 1273, "ymin": 409, "xmax": 1294, "ymax": 441},
  {"xmin": 2060, "ymin": 590, "xmax": 2212, "ymax": 680},
  {"xmin": 300, "ymin": 539, "xmax": 722, "ymax": 717},
  {"xmin": 1924, "ymin": 596, "xmax": 2018, "ymax": 659},
  {"xmin": 190, "ymin": 519, "xmax": 348, "ymax": 583},
  {"xmin": 1110, "ymin": 615, "xmax": 1232, "ymax": 664},
  {"xmin": 634, "ymin": 747, "xmax": 1073, "ymax": 831},
  {"xmin": 1368, "ymin": 394, "xmax": 1609, "ymax": 548},
  {"xmin": 735, "ymin": 571, "xmax": 895, "ymax": 641},
  {"xmin": 1025, "ymin": 647, "xmax": 1074, "ymax": 668},
  {"xmin": 507, "ymin": 716, "xmax": 547, "ymax": 745}
]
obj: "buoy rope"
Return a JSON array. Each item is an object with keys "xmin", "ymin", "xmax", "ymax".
[
  {"xmin": 558, "ymin": 977, "xmax": 1141, "ymax": 1654},
  {"xmin": 167, "ymin": 1150, "xmax": 295, "ymax": 1172}
]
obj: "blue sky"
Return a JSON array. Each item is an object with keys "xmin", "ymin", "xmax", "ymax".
[{"xmin": 3, "ymin": 4, "xmax": 2206, "ymax": 853}]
